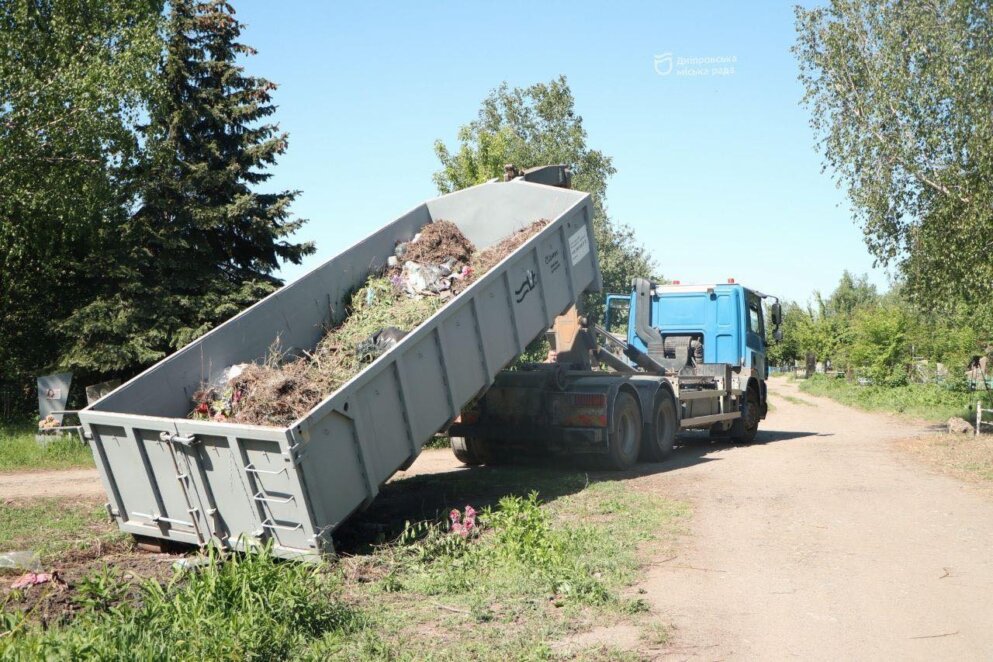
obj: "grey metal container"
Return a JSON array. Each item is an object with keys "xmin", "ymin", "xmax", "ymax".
[{"xmin": 79, "ymin": 178, "xmax": 600, "ymax": 559}]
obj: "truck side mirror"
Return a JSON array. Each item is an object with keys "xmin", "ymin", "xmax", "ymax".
[
  {"xmin": 774, "ymin": 328, "xmax": 784, "ymax": 343},
  {"xmin": 771, "ymin": 302, "xmax": 782, "ymax": 327}
]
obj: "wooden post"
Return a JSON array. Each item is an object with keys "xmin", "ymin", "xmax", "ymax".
[{"xmin": 977, "ymin": 401, "xmax": 982, "ymax": 437}]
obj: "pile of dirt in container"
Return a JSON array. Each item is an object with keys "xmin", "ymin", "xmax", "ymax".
[
  {"xmin": 191, "ymin": 219, "xmax": 548, "ymax": 427},
  {"xmin": 397, "ymin": 219, "xmax": 474, "ymax": 265}
]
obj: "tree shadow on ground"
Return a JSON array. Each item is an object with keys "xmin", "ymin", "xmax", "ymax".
[{"xmin": 334, "ymin": 427, "xmax": 825, "ymax": 554}]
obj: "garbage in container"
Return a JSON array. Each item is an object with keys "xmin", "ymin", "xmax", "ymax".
[
  {"xmin": 356, "ymin": 326, "xmax": 408, "ymax": 364},
  {"xmin": 188, "ymin": 219, "xmax": 547, "ymax": 427}
]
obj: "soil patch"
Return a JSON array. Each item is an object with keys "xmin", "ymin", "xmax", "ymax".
[{"xmin": 1, "ymin": 543, "xmax": 185, "ymax": 628}]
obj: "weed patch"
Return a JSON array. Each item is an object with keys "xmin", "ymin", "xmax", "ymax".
[
  {"xmin": 0, "ymin": 498, "xmax": 120, "ymax": 560},
  {"xmin": 1, "ymin": 545, "xmax": 358, "ymax": 660},
  {"xmin": 799, "ymin": 374, "xmax": 979, "ymax": 421},
  {"xmin": 778, "ymin": 394, "xmax": 813, "ymax": 406},
  {"xmin": 334, "ymin": 478, "xmax": 689, "ymax": 658},
  {"xmin": 0, "ymin": 466, "xmax": 688, "ymax": 659},
  {"xmin": 0, "ymin": 424, "xmax": 93, "ymax": 472}
]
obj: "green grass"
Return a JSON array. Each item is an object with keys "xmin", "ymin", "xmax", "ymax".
[
  {"xmin": 0, "ymin": 424, "xmax": 94, "ymax": 472},
  {"xmin": 798, "ymin": 374, "xmax": 980, "ymax": 421},
  {"xmin": 2, "ymin": 544, "xmax": 359, "ymax": 660},
  {"xmin": 1, "ymin": 469, "xmax": 689, "ymax": 660},
  {"xmin": 0, "ymin": 498, "xmax": 120, "ymax": 560},
  {"xmin": 325, "ymin": 478, "xmax": 689, "ymax": 660}
]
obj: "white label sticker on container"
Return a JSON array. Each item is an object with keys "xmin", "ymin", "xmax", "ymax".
[{"xmin": 568, "ymin": 228, "xmax": 590, "ymax": 265}]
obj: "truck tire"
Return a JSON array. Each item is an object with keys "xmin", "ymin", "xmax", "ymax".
[
  {"xmin": 450, "ymin": 436, "xmax": 487, "ymax": 466},
  {"xmin": 642, "ymin": 393, "xmax": 677, "ymax": 462},
  {"xmin": 730, "ymin": 387, "xmax": 760, "ymax": 444},
  {"xmin": 604, "ymin": 391, "xmax": 642, "ymax": 470}
]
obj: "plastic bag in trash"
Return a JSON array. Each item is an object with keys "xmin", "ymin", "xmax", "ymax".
[
  {"xmin": 402, "ymin": 261, "xmax": 449, "ymax": 296},
  {"xmin": 356, "ymin": 327, "xmax": 408, "ymax": 363},
  {"xmin": 0, "ymin": 550, "xmax": 42, "ymax": 573},
  {"xmin": 209, "ymin": 364, "xmax": 248, "ymax": 391}
]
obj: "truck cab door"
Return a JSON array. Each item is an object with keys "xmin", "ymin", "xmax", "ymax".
[{"xmin": 744, "ymin": 293, "xmax": 766, "ymax": 375}]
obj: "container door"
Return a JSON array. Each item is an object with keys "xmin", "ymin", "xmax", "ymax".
[
  {"xmin": 163, "ymin": 425, "xmax": 229, "ymax": 547},
  {"xmin": 97, "ymin": 422, "xmax": 213, "ymax": 545}
]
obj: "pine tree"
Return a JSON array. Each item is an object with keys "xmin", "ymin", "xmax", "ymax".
[{"xmin": 62, "ymin": 0, "xmax": 312, "ymax": 373}]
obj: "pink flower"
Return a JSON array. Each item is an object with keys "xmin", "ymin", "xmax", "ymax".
[
  {"xmin": 464, "ymin": 505, "xmax": 476, "ymax": 520},
  {"xmin": 449, "ymin": 509, "xmax": 461, "ymax": 524}
]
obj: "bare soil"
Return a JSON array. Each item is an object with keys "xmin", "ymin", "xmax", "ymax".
[
  {"xmin": 896, "ymin": 432, "xmax": 993, "ymax": 492},
  {"xmin": 1, "ymin": 545, "xmax": 181, "ymax": 628},
  {"xmin": 0, "ymin": 469, "xmax": 103, "ymax": 500}
]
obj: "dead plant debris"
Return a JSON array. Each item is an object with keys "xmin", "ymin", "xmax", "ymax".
[{"xmin": 191, "ymin": 219, "xmax": 548, "ymax": 427}]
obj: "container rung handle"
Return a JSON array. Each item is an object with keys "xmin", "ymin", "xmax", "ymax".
[
  {"xmin": 261, "ymin": 519, "xmax": 302, "ymax": 532},
  {"xmin": 244, "ymin": 463, "xmax": 287, "ymax": 476},
  {"xmin": 131, "ymin": 511, "xmax": 194, "ymax": 527},
  {"xmin": 253, "ymin": 491, "xmax": 294, "ymax": 504}
]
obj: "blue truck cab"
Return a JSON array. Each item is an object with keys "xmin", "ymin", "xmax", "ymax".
[
  {"xmin": 609, "ymin": 281, "xmax": 771, "ymax": 370},
  {"xmin": 605, "ymin": 278, "xmax": 781, "ymax": 437},
  {"xmin": 618, "ymin": 283, "xmax": 767, "ymax": 372}
]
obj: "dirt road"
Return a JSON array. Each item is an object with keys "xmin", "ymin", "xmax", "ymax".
[
  {"xmin": 4, "ymin": 378, "xmax": 992, "ymax": 659},
  {"xmin": 643, "ymin": 378, "xmax": 993, "ymax": 660},
  {"xmin": 0, "ymin": 468, "xmax": 104, "ymax": 500}
]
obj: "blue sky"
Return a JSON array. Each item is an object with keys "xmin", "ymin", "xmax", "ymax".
[{"xmin": 235, "ymin": 0, "xmax": 891, "ymax": 304}]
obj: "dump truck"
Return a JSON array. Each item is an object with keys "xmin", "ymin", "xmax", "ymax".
[
  {"xmin": 79, "ymin": 164, "xmax": 780, "ymax": 560},
  {"xmin": 448, "ymin": 278, "xmax": 782, "ymax": 469},
  {"xmin": 78, "ymin": 165, "xmax": 601, "ymax": 560}
]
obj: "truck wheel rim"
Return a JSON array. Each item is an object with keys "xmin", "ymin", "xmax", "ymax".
[
  {"xmin": 618, "ymin": 410, "xmax": 637, "ymax": 456},
  {"xmin": 656, "ymin": 404, "xmax": 672, "ymax": 446}
]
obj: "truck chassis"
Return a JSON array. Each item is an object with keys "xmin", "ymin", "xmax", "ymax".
[{"xmin": 448, "ymin": 306, "xmax": 767, "ymax": 469}]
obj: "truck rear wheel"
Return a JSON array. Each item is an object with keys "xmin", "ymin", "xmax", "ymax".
[
  {"xmin": 730, "ymin": 388, "xmax": 760, "ymax": 444},
  {"xmin": 604, "ymin": 391, "xmax": 642, "ymax": 470},
  {"xmin": 450, "ymin": 436, "xmax": 488, "ymax": 466},
  {"xmin": 642, "ymin": 393, "xmax": 677, "ymax": 462}
]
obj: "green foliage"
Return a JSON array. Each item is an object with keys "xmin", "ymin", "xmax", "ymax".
[
  {"xmin": 74, "ymin": 567, "xmax": 131, "ymax": 613},
  {"xmin": 767, "ymin": 271, "xmax": 986, "ymax": 385},
  {"xmin": 433, "ymin": 76, "xmax": 656, "ymax": 322},
  {"xmin": 0, "ymin": 424, "xmax": 94, "ymax": 472},
  {"xmin": 0, "ymin": 545, "xmax": 357, "ymax": 660},
  {"xmin": 794, "ymin": 1, "xmax": 993, "ymax": 309},
  {"xmin": 382, "ymin": 484, "xmax": 685, "ymax": 611},
  {"xmin": 848, "ymin": 304, "xmax": 908, "ymax": 385},
  {"xmin": 0, "ymin": 1, "xmax": 312, "ymax": 418},
  {"xmin": 799, "ymin": 374, "xmax": 979, "ymax": 421},
  {"xmin": 0, "ymin": 0, "xmax": 163, "ymax": 412},
  {"xmin": 0, "ymin": 470, "xmax": 688, "ymax": 659},
  {"xmin": 61, "ymin": 0, "xmax": 313, "ymax": 374}
]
